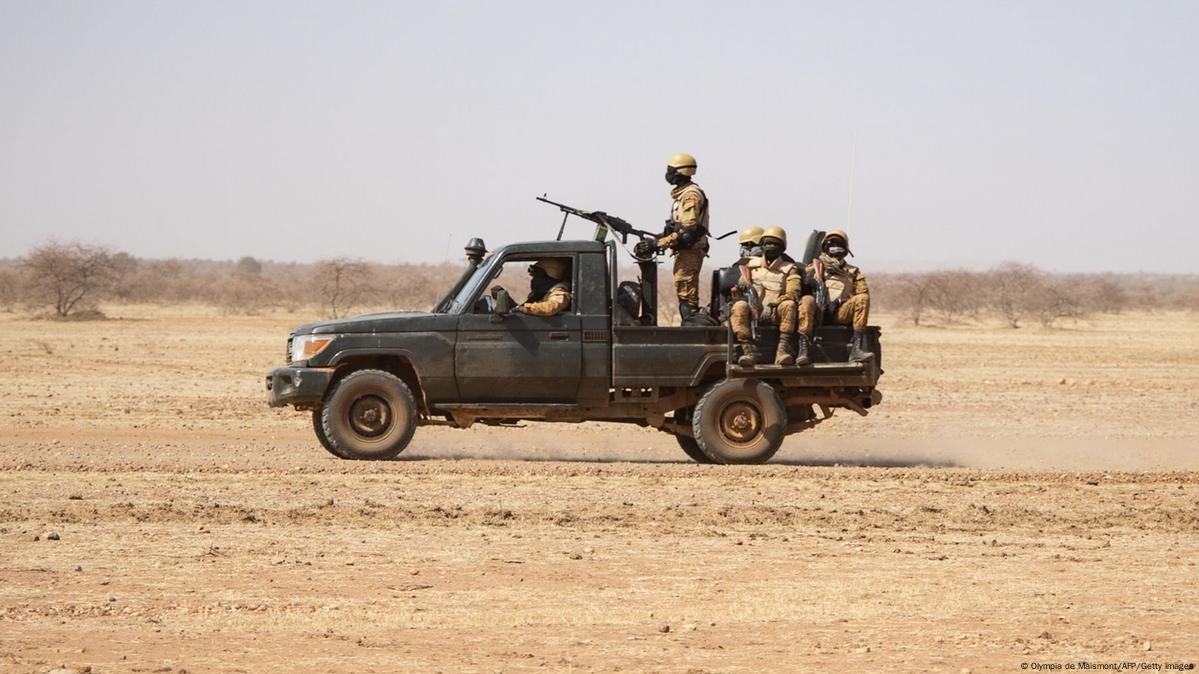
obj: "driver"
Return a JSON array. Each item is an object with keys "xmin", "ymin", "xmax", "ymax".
[{"xmin": 513, "ymin": 258, "xmax": 572, "ymax": 317}]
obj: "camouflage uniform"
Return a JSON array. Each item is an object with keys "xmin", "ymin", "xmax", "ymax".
[
  {"xmin": 806, "ymin": 253, "xmax": 869, "ymax": 329},
  {"xmin": 729, "ymin": 256, "xmax": 806, "ymax": 364},
  {"xmin": 658, "ymin": 182, "xmax": 709, "ymax": 310},
  {"xmin": 520, "ymin": 283, "xmax": 572, "ymax": 317}
]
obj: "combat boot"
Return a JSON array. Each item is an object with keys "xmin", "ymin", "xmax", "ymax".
[
  {"xmin": 678, "ymin": 302, "xmax": 698, "ymax": 322},
  {"xmin": 774, "ymin": 334, "xmax": 796, "ymax": 366},
  {"xmin": 794, "ymin": 334, "xmax": 811, "ymax": 366},
  {"xmin": 736, "ymin": 342, "xmax": 759, "ymax": 368},
  {"xmin": 848, "ymin": 329, "xmax": 875, "ymax": 363}
]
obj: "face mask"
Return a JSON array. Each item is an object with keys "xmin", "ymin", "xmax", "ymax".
[
  {"xmin": 761, "ymin": 241, "xmax": 784, "ymax": 261},
  {"xmin": 665, "ymin": 167, "xmax": 687, "ymax": 186},
  {"xmin": 826, "ymin": 245, "xmax": 848, "ymax": 259},
  {"xmin": 530, "ymin": 268, "xmax": 555, "ymax": 297}
]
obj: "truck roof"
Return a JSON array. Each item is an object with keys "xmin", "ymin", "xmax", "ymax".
[{"xmin": 491, "ymin": 239, "xmax": 608, "ymax": 256}]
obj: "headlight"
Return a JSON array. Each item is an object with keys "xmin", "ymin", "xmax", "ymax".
[{"xmin": 290, "ymin": 334, "xmax": 335, "ymax": 363}]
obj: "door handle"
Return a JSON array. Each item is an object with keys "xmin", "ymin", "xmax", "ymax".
[{"xmin": 549, "ymin": 332, "xmax": 570, "ymax": 341}]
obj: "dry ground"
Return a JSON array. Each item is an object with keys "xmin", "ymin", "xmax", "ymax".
[{"xmin": 1, "ymin": 306, "xmax": 1197, "ymax": 673}]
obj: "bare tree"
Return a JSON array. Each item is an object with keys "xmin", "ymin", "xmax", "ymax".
[
  {"xmin": 22, "ymin": 241, "xmax": 123, "ymax": 317},
  {"xmin": 314, "ymin": 258, "xmax": 373, "ymax": 318},
  {"xmin": 987, "ymin": 262, "xmax": 1043, "ymax": 328}
]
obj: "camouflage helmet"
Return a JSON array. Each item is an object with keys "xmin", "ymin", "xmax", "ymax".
[
  {"xmin": 738, "ymin": 226, "xmax": 764, "ymax": 245},
  {"xmin": 666, "ymin": 153, "xmax": 698, "ymax": 176},
  {"xmin": 761, "ymin": 225, "xmax": 788, "ymax": 247},
  {"xmin": 533, "ymin": 258, "xmax": 569, "ymax": 281},
  {"xmin": 824, "ymin": 229, "xmax": 853, "ymax": 256}
]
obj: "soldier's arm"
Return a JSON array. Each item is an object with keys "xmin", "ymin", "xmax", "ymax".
[
  {"xmin": 520, "ymin": 287, "xmax": 572, "ymax": 317},
  {"xmin": 784, "ymin": 268, "xmax": 802, "ymax": 302},
  {"xmin": 853, "ymin": 270, "xmax": 870, "ymax": 297},
  {"xmin": 658, "ymin": 192, "xmax": 704, "ymax": 248}
]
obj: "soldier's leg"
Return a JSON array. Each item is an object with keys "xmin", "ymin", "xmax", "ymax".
[
  {"xmin": 772, "ymin": 299, "xmax": 798, "ymax": 366},
  {"xmin": 729, "ymin": 300, "xmax": 758, "ymax": 367},
  {"xmin": 838, "ymin": 295, "xmax": 874, "ymax": 362},
  {"xmin": 673, "ymin": 249, "xmax": 704, "ymax": 320},
  {"xmin": 794, "ymin": 296, "xmax": 816, "ymax": 365}
]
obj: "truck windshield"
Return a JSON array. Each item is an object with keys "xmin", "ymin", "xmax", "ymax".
[{"xmin": 446, "ymin": 253, "xmax": 500, "ymax": 314}]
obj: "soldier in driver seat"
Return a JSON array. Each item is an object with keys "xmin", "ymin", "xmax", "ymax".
[{"xmin": 513, "ymin": 258, "xmax": 572, "ymax": 317}]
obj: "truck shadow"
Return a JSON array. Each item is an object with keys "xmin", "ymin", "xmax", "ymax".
[{"xmin": 396, "ymin": 451, "xmax": 960, "ymax": 468}]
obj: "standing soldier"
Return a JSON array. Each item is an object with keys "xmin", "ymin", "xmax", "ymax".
[
  {"xmin": 804, "ymin": 229, "xmax": 874, "ymax": 362},
  {"xmin": 729, "ymin": 226, "xmax": 815, "ymax": 367},
  {"xmin": 657, "ymin": 153, "xmax": 709, "ymax": 323}
]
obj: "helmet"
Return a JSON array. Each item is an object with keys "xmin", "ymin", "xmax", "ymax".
[
  {"xmin": 761, "ymin": 225, "xmax": 788, "ymax": 247},
  {"xmin": 738, "ymin": 226, "xmax": 764, "ymax": 245},
  {"xmin": 533, "ymin": 258, "xmax": 568, "ymax": 281},
  {"xmin": 666, "ymin": 153, "xmax": 697, "ymax": 176},
  {"xmin": 824, "ymin": 229, "xmax": 852, "ymax": 255}
]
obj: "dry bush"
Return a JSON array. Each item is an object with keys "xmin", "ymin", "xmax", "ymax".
[
  {"xmin": 314, "ymin": 258, "xmax": 373, "ymax": 318},
  {"xmin": 986, "ymin": 262, "xmax": 1043, "ymax": 328},
  {"xmin": 0, "ymin": 265, "xmax": 27, "ymax": 312},
  {"xmin": 22, "ymin": 241, "xmax": 125, "ymax": 317}
]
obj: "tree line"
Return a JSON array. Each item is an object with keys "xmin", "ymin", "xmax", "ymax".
[{"xmin": 1, "ymin": 240, "xmax": 1195, "ymax": 325}]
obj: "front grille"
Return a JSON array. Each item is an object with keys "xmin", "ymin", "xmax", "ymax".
[{"xmin": 286, "ymin": 337, "xmax": 293, "ymax": 364}]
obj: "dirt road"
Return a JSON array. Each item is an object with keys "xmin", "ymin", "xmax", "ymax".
[{"xmin": 2, "ymin": 307, "xmax": 1196, "ymax": 672}]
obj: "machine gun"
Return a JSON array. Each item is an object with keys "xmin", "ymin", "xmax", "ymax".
[{"xmin": 536, "ymin": 196, "xmax": 660, "ymax": 249}]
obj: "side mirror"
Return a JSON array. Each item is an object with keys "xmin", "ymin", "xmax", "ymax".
[{"xmin": 490, "ymin": 286, "xmax": 515, "ymax": 322}]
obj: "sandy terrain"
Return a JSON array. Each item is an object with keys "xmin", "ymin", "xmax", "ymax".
[{"xmin": 1, "ymin": 306, "xmax": 1197, "ymax": 673}]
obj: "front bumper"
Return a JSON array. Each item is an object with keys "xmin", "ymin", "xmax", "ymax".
[{"xmin": 265, "ymin": 367, "xmax": 335, "ymax": 408}]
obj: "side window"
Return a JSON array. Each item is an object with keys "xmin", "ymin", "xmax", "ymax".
[{"xmin": 469, "ymin": 256, "xmax": 575, "ymax": 314}]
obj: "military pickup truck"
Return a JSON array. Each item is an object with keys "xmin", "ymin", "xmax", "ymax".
[{"xmin": 266, "ymin": 229, "xmax": 882, "ymax": 464}]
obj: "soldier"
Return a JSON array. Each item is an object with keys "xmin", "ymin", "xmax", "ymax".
[
  {"xmin": 656, "ymin": 153, "xmax": 709, "ymax": 323},
  {"xmin": 738, "ymin": 226, "xmax": 764, "ymax": 260},
  {"xmin": 804, "ymin": 229, "xmax": 874, "ymax": 362},
  {"xmin": 513, "ymin": 258, "xmax": 572, "ymax": 317},
  {"xmin": 729, "ymin": 226, "xmax": 815, "ymax": 367}
]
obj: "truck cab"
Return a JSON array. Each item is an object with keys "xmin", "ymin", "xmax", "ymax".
[{"xmin": 266, "ymin": 237, "xmax": 882, "ymax": 464}]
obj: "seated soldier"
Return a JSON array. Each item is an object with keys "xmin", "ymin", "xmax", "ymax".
[
  {"xmin": 513, "ymin": 258, "xmax": 572, "ymax": 317},
  {"xmin": 729, "ymin": 226, "xmax": 816, "ymax": 367},
  {"xmin": 803, "ymin": 229, "xmax": 874, "ymax": 362}
]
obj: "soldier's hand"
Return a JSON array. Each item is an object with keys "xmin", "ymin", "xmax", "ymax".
[
  {"xmin": 656, "ymin": 237, "xmax": 671, "ymax": 249},
  {"xmin": 510, "ymin": 305, "xmax": 527, "ymax": 315},
  {"xmin": 735, "ymin": 279, "xmax": 752, "ymax": 293}
]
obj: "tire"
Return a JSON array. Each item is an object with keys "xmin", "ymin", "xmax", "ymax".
[
  {"xmin": 320, "ymin": 369, "xmax": 417, "ymax": 460},
  {"xmin": 692, "ymin": 378, "xmax": 786, "ymax": 465},
  {"xmin": 312, "ymin": 408, "xmax": 350, "ymax": 459},
  {"xmin": 675, "ymin": 434, "xmax": 714, "ymax": 464}
]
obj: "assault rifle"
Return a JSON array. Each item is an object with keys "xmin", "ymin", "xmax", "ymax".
[{"xmin": 536, "ymin": 195, "xmax": 659, "ymax": 247}]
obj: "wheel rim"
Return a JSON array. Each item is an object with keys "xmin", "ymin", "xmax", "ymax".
[
  {"xmin": 718, "ymin": 399, "xmax": 763, "ymax": 446},
  {"xmin": 348, "ymin": 395, "xmax": 393, "ymax": 438}
]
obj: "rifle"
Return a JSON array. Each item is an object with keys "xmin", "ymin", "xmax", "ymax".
[{"xmin": 536, "ymin": 195, "xmax": 659, "ymax": 246}]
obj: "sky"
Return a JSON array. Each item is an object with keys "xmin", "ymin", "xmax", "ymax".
[{"xmin": 1, "ymin": 1, "xmax": 1196, "ymax": 273}]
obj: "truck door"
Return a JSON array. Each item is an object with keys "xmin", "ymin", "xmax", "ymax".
[{"xmin": 455, "ymin": 257, "xmax": 583, "ymax": 402}]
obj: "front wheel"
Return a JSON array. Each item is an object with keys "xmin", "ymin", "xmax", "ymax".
[
  {"xmin": 320, "ymin": 369, "xmax": 417, "ymax": 460},
  {"xmin": 692, "ymin": 379, "xmax": 786, "ymax": 464},
  {"xmin": 312, "ymin": 408, "xmax": 350, "ymax": 459}
]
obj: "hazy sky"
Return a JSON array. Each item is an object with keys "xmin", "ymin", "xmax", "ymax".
[{"xmin": 2, "ymin": 1, "xmax": 1196, "ymax": 272}]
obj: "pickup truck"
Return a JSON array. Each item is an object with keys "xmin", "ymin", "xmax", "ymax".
[{"xmin": 266, "ymin": 235, "xmax": 883, "ymax": 464}]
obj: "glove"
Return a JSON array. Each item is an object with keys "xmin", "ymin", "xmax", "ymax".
[
  {"xmin": 511, "ymin": 305, "xmax": 527, "ymax": 315},
  {"xmin": 735, "ymin": 279, "xmax": 752, "ymax": 293}
]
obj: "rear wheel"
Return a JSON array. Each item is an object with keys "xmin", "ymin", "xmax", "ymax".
[
  {"xmin": 675, "ymin": 434, "xmax": 714, "ymax": 464},
  {"xmin": 692, "ymin": 378, "xmax": 786, "ymax": 464},
  {"xmin": 320, "ymin": 369, "xmax": 417, "ymax": 460}
]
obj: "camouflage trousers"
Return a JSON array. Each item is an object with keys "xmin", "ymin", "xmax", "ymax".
[
  {"xmin": 829, "ymin": 294, "xmax": 870, "ymax": 330},
  {"xmin": 672, "ymin": 247, "xmax": 706, "ymax": 306},
  {"xmin": 730, "ymin": 296, "xmax": 817, "ymax": 342}
]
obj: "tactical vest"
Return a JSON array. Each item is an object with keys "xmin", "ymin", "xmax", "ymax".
[{"xmin": 748, "ymin": 257, "xmax": 797, "ymax": 306}]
